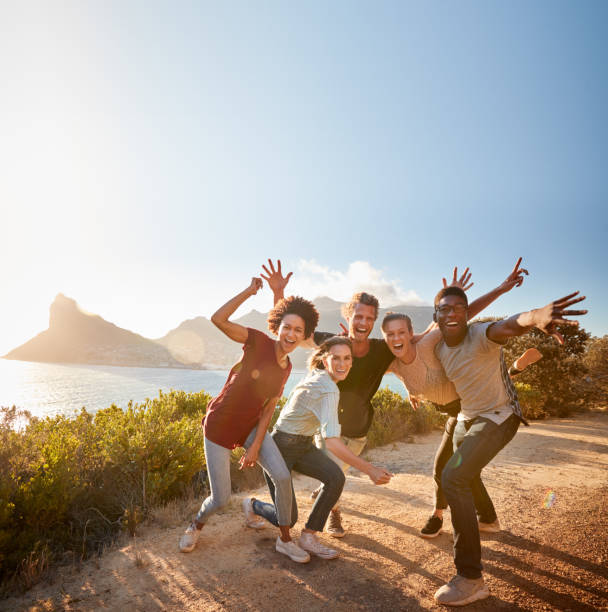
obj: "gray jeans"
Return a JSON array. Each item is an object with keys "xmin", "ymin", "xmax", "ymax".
[{"xmin": 196, "ymin": 426, "xmax": 292, "ymax": 526}]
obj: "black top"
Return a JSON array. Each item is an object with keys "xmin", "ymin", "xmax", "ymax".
[{"xmin": 314, "ymin": 331, "xmax": 394, "ymax": 438}]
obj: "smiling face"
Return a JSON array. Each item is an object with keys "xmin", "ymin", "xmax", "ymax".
[
  {"xmin": 322, "ymin": 343, "xmax": 353, "ymax": 382},
  {"xmin": 435, "ymin": 294, "xmax": 469, "ymax": 346},
  {"xmin": 382, "ymin": 318, "xmax": 414, "ymax": 359},
  {"xmin": 347, "ymin": 303, "xmax": 377, "ymax": 342},
  {"xmin": 277, "ymin": 314, "xmax": 306, "ymax": 354}
]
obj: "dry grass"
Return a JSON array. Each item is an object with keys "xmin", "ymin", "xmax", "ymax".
[
  {"xmin": 150, "ymin": 486, "xmax": 200, "ymax": 529},
  {"xmin": 133, "ymin": 549, "xmax": 148, "ymax": 569}
]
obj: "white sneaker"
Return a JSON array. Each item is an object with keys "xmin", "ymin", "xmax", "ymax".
[
  {"xmin": 242, "ymin": 497, "xmax": 266, "ymax": 529},
  {"xmin": 275, "ymin": 537, "xmax": 310, "ymax": 563},
  {"xmin": 299, "ymin": 531, "xmax": 339, "ymax": 559},
  {"xmin": 179, "ymin": 522, "xmax": 201, "ymax": 553}
]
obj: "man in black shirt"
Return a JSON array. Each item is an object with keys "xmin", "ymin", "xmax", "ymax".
[
  {"xmin": 313, "ymin": 303, "xmax": 394, "ymax": 439},
  {"xmin": 262, "ymin": 260, "xmax": 397, "ymax": 536}
]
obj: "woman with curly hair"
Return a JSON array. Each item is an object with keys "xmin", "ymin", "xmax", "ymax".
[
  {"xmin": 245, "ymin": 336, "xmax": 392, "ymax": 560},
  {"xmin": 179, "ymin": 276, "xmax": 319, "ymax": 564}
]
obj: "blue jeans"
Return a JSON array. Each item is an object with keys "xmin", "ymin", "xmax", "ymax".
[
  {"xmin": 442, "ymin": 414, "xmax": 520, "ymax": 578},
  {"xmin": 253, "ymin": 430, "xmax": 345, "ymax": 532}
]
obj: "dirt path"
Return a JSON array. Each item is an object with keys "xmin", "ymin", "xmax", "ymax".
[{"xmin": 4, "ymin": 413, "xmax": 608, "ymax": 611}]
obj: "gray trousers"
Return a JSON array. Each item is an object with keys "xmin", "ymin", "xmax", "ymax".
[{"xmin": 196, "ymin": 426, "xmax": 293, "ymax": 526}]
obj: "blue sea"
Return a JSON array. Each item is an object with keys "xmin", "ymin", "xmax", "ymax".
[{"xmin": 0, "ymin": 359, "xmax": 407, "ymax": 419}]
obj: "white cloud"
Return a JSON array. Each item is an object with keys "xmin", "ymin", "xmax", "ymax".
[{"xmin": 287, "ymin": 259, "xmax": 428, "ymax": 307}]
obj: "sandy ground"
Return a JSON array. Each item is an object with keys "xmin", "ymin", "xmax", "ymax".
[{"xmin": 3, "ymin": 412, "xmax": 607, "ymax": 612}]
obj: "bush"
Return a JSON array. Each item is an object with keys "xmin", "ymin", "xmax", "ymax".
[
  {"xmin": 367, "ymin": 388, "xmax": 446, "ymax": 449},
  {"xmin": 583, "ymin": 335, "xmax": 608, "ymax": 407},
  {"xmin": 515, "ymin": 383, "xmax": 546, "ymax": 420},
  {"xmin": 0, "ymin": 389, "xmax": 211, "ymax": 592},
  {"xmin": 502, "ymin": 324, "xmax": 590, "ymax": 417}
]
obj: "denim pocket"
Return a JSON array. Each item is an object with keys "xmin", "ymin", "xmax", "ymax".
[{"xmin": 272, "ymin": 430, "xmax": 312, "ymax": 448}]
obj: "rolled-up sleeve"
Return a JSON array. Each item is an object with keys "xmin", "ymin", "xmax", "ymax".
[{"xmin": 318, "ymin": 391, "xmax": 341, "ymax": 439}]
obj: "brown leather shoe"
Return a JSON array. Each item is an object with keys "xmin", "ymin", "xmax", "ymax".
[{"xmin": 327, "ymin": 509, "xmax": 346, "ymax": 538}]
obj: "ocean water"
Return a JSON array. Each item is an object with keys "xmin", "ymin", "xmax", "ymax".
[{"xmin": 0, "ymin": 359, "xmax": 406, "ymax": 419}]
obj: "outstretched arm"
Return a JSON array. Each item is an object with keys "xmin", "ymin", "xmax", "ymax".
[
  {"xmin": 487, "ymin": 291, "xmax": 587, "ymax": 345},
  {"xmin": 324, "ymin": 437, "xmax": 392, "ymax": 485},
  {"xmin": 509, "ymin": 347, "xmax": 542, "ymax": 377},
  {"xmin": 211, "ymin": 277, "xmax": 263, "ymax": 343},
  {"xmin": 513, "ymin": 347, "xmax": 543, "ymax": 371},
  {"xmin": 467, "ymin": 257, "xmax": 528, "ymax": 319},
  {"xmin": 261, "ymin": 259, "xmax": 292, "ymax": 305}
]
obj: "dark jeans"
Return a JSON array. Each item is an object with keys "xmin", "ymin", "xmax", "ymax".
[
  {"xmin": 433, "ymin": 416, "xmax": 498, "ymax": 523},
  {"xmin": 252, "ymin": 430, "xmax": 345, "ymax": 532},
  {"xmin": 442, "ymin": 414, "xmax": 520, "ymax": 579}
]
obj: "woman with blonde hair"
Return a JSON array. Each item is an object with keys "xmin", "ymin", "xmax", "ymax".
[{"xmin": 246, "ymin": 336, "xmax": 392, "ymax": 560}]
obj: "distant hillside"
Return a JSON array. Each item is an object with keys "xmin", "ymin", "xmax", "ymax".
[
  {"xmin": 5, "ymin": 294, "xmax": 189, "ymax": 368},
  {"xmin": 158, "ymin": 297, "xmax": 434, "ymax": 369},
  {"xmin": 5, "ymin": 295, "xmax": 434, "ymax": 370},
  {"xmin": 155, "ymin": 316, "xmax": 243, "ymax": 368}
]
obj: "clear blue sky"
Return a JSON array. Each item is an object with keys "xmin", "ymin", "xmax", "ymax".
[{"xmin": 1, "ymin": 1, "xmax": 606, "ymax": 355}]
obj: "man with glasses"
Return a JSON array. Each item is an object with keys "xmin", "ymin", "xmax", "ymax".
[{"xmin": 432, "ymin": 286, "xmax": 587, "ymax": 606}]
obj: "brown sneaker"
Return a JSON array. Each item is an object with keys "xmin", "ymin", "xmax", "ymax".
[
  {"xmin": 434, "ymin": 575, "xmax": 489, "ymax": 606},
  {"xmin": 327, "ymin": 509, "xmax": 346, "ymax": 538},
  {"xmin": 478, "ymin": 518, "xmax": 501, "ymax": 533}
]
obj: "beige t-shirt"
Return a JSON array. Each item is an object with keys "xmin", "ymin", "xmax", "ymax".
[
  {"xmin": 387, "ymin": 329, "xmax": 459, "ymax": 405},
  {"xmin": 435, "ymin": 321, "xmax": 520, "ymax": 423}
]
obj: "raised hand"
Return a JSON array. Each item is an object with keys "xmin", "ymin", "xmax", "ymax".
[
  {"xmin": 497, "ymin": 257, "xmax": 529, "ymax": 293},
  {"xmin": 261, "ymin": 259, "xmax": 293, "ymax": 294},
  {"xmin": 247, "ymin": 277, "xmax": 263, "ymax": 296},
  {"xmin": 530, "ymin": 291, "xmax": 587, "ymax": 344},
  {"xmin": 442, "ymin": 267, "xmax": 473, "ymax": 291}
]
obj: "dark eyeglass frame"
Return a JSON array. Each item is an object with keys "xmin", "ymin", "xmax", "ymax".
[{"xmin": 435, "ymin": 304, "xmax": 468, "ymax": 315}]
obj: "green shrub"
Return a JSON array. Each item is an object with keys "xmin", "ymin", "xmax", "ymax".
[
  {"xmin": 515, "ymin": 383, "xmax": 546, "ymax": 420},
  {"xmin": 367, "ymin": 388, "xmax": 446, "ymax": 449},
  {"xmin": 583, "ymin": 335, "xmax": 608, "ymax": 407},
  {"xmin": 503, "ymin": 325, "xmax": 590, "ymax": 416},
  {"xmin": 0, "ymin": 390, "xmax": 211, "ymax": 592}
]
